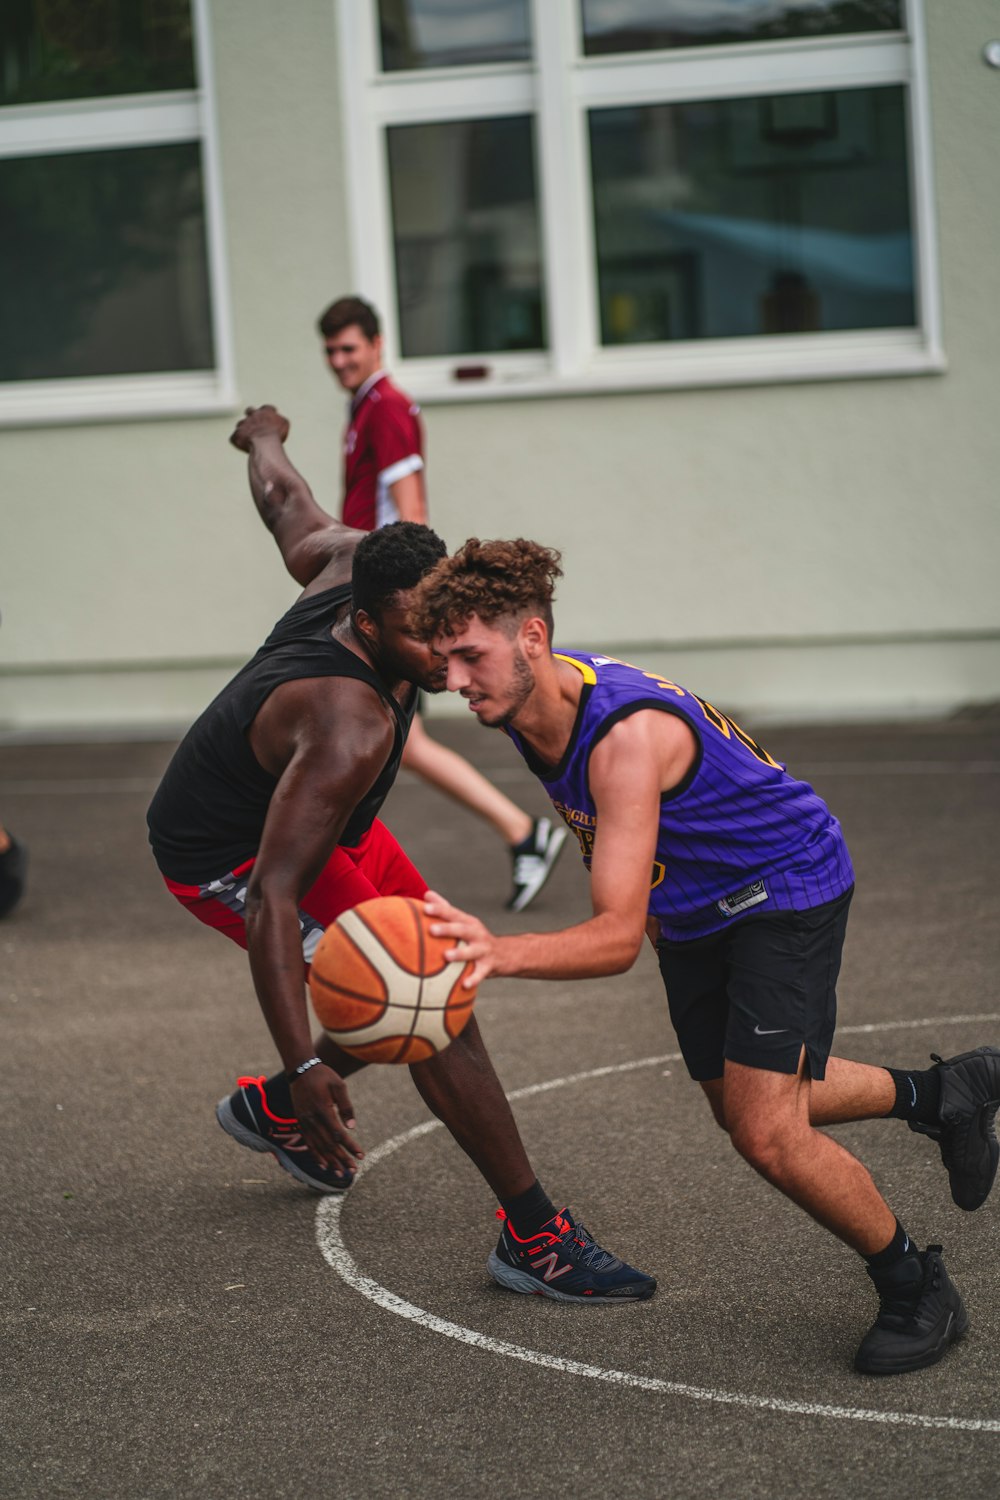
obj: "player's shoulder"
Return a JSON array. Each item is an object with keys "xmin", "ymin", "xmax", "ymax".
[
  {"xmin": 267, "ymin": 669, "xmax": 396, "ymax": 748},
  {"xmin": 374, "ymin": 375, "xmax": 420, "ymax": 417}
]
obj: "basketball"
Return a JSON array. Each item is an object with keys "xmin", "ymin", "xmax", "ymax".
[{"xmin": 307, "ymin": 895, "xmax": 477, "ymax": 1064}]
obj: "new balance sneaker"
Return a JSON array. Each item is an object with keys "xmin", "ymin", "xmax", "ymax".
[
  {"xmin": 487, "ymin": 1207, "xmax": 656, "ymax": 1303},
  {"xmin": 507, "ymin": 817, "xmax": 568, "ymax": 912},
  {"xmin": 215, "ymin": 1075, "xmax": 353, "ymax": 1194},
  {"xmin": 855, "ymin": 1245, "xmax": 967, "ymax": 1375},
  {"xmin": 0, "ymin": 833, "xmax": 27, "ymax": 920},
  {"xmin": 908, "ymin": 1047, "xmax": 1000, "ymax": 1211}
]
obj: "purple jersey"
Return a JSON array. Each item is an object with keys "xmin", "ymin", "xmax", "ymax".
[{"xmin": 505, "ymin": 652, "xmax": 855, "ymax": 942}]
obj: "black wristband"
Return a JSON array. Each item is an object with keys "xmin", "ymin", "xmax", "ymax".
[{"xmin": 288, "ymin": 1055, "xmax": 322, "ymax": 1081}]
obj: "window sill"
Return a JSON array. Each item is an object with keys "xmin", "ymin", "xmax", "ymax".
[
  {"xmin": 406, "ymin": 332, "xmax": 945, "ymax": 405},
  {"xmin": 0, "ymin": 372, "xmax": 238, "ymax": 429}
]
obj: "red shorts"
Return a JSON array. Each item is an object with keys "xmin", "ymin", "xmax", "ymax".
[{"xmin": 162, "ymin": 818, "xmax": 426, "ymax": 969}]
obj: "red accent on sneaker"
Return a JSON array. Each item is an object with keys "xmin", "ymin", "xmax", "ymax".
[
  {"xmin": 496, "ymin": 1208, "xmax": 507, "ymax": 1222},
  {"xmin": 503, "ymin": 1207, "xmax": 569, "ymax": 1246},
  {"xmin": 237, "ymin": 1075, "xmax": 297, "ymax": 1127}
]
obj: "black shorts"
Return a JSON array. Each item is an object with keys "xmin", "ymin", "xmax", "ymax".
[{"xmin": 655, "ymin": 887, "xmax": 853, "ymax": 1083}]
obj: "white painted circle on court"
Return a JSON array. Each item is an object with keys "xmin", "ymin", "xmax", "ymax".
[{"xmin": 316, "ymin": 1013, "xmax": 1000, "ymax": 1434}]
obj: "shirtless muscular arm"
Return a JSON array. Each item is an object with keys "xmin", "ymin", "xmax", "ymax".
[
  {"xmin": 230, "ymin": 405, "xmax": 361, "ymax": 589},
  {"xmin": 244, "ymin": 674, "xmax": 396, "ymax": 1169}
]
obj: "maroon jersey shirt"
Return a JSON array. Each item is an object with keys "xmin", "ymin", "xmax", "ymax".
[{"xmin": 343, "ymin": 372, "xmax": 424, "ymax": 532}]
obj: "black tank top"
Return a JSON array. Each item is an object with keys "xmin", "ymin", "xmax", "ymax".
[{"xmin": 147, "ymin": 584, "xmax": 415, "ymax": 882}]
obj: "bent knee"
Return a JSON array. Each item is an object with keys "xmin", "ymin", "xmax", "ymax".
[
  {"xmin": 727, "ymin": 1116, "xmax": 810, "ymax": 1178},
  {"xmin": 728, "ymin": 1120, "xmax": 780, "ymax": 1168}
]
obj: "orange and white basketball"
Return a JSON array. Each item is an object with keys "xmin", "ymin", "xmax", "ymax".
[{"xmin": 307, "ymin": 895, "xmax": 477, "ymax": 1064}]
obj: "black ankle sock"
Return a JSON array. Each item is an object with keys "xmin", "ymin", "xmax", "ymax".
[
  {"xmin": 864, "ymin": 1219, "xmax": 916, "ymax": 1270},
  {"xmin": 884, "ymin": 1065, "xmax": 941, "ymax": 1125},
  {"xmin": 264, "ymin": 1071, "xmax": 294, "ymax": 1116},
  {"xmin": 500, "ymin": 1179, "xmax": 557, "ymax": 1238}
]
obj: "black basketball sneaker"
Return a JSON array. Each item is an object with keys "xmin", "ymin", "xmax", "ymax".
[
  {"xmin": 488, "ymin": 1207, "xmax": 656, "ymax": 1303},
  {"xmin": 216, "ymin": 1074, "xmax": 354, "ymax": 1194},
  {"xmin": 855, "ymin": 1244, "xmax": 967, "ymax": 1376},
  {"xmin": 908, "ymin": 1047, "xmax": 1000, "ymax": 1210}
]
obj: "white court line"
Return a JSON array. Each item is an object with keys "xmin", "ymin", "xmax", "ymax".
[{"xmin": 316, "ymin": 1011, "xmax": 1000, "ymax": 1435}]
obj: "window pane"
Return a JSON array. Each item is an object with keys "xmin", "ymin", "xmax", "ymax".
[
  {"xmin": 387, "ymin": 116, "xmax": 545, "ymax": 357},
  {"xmin": 379, "ymin": 0, "xmax": 531, "ymax": 71},
  {"xmin": 0, "ymin": 143, "xmax": 214, "ymax": 380},
  {"xmin": 581, "ymin": 1, "xmax": 903, "ymax": 55},
  {"xmin": 589, "ymin": 87, "xmax": 915, "ymax": 345},
  {"xmin": 1, "ymin": 0, "xmax": 194, "ymax": 106}
]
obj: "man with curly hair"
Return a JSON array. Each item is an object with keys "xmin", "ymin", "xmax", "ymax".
[
  {"xmin": 146, "ymin": 413, "xmax": 656, "ymax": 1304},
  {"xmin": 415, "ymin": 536, "xmax": 1000, "ymax": 1374}
]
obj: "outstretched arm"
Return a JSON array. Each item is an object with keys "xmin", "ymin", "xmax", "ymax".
[
  {"xmin": 425, "ymin": 710, "xmax": 696, "ymax": 986},
  {"xmin": 230, "ymin": 405, "xmax": 359, "ymax": 588}
]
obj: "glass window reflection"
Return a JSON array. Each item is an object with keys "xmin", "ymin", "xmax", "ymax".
[
  {"xmin": 580, "ymin": 0, "xmax": 903, "ymax": 56},
  {"xmin": 589, "ymin": 87, "xmax": 915, "ymax": 344},
  {"xmin": 0, "ymin": 144, "xmax": 214, "ymax": 380},
  {"xmin": 386, "ymin": 116, "xmax": 545, "ymax": 357},
  {"xmin": 379, "ymin": 0, "xmax": 531, "ymax": 71},
  {"xmin": 0, "ymin": 0, "xmax": 195, "ymax": 106}
]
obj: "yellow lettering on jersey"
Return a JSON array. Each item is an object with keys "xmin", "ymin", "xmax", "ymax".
[
  {"xmin": 697, "ymin": 696, "xmax": 731, "ymax": 738},
  {"xmin": 650, "ymin": 860, "xmax": 665, "ymax": 891},
  {"xmin": 641, "ymin": 671, "xmax": 685, "ymax": 696},
  {"xmin": 694, "ymin": 695, "xmax": 779, "ymax": 768},
  {"xmin": 575, "ymin": 827, "xmax": 595, "ymax": 863},
  {"xmin": 730, "ymin": 718, "xmax": 781, "ymax": 769}
]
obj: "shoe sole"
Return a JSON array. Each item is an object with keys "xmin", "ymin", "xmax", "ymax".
[
  {"xmin": 947, "ymin": 1114, "xmax": 999, "ymax": 1211},
  {"xmin": 487, "ymin": 1250, "xmax": 656, "ymax": 1303},
  {"xmin": 507, "ymin": 826, "xmax": 569, "ymax": 913},
  {"xmin": 854, "ymin": 1305, "xmax": 969, "ymax": 1376},
  {"xmin": 215, "ymin": 1095, "xmax": 352, "ymax": 1195},
  {"xmin": 942, "ymin": 1048, "xmax": 1000, "ymax": 1210}
]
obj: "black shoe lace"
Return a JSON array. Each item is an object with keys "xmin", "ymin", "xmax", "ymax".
[
  {"xmin": 876, "ymin": 1250, "xmax": 940, "ymax": 1327},
  {"xmin": 556, "ymin": 1219, "xmax": 620, "ymax": 1272}
]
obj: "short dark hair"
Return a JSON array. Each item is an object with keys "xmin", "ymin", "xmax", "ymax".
[
  {"xmin": 411, "ymin": 538, "xmax": 563, "ymax": 640},
  {"xmin": 318, "ymin": 296, "xmax": 381, "ymax": 342},
  {"xmin": 351, "ymin": 522, "xmax": 448, "ymax": 621}
]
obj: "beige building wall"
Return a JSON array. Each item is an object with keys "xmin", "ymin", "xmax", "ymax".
[{"xmin": 0, "ymin": 0, "xmax": 997, "ymax": 737}]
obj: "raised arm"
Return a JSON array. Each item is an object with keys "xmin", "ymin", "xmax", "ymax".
[{"xmin": 229, "ymin": 405, "xmax": 359, "ymax": 588}]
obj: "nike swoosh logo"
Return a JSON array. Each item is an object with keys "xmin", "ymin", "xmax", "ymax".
[{"xmin": 754, "ymin": 1025, "xmax": 789, "ymax": 1035}]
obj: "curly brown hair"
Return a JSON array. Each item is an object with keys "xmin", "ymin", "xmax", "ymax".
[{"xmin": 410, "ymin": 538, "xmax": 563, "ymax": 641}]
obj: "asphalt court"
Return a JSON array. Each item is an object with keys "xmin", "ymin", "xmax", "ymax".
[{"xmin": 3, "ymin": 712, "xmax": 1000, "ymax": 1500}]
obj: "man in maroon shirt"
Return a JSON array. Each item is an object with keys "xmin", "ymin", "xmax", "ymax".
[{"xmin": 317, "ymin": 296, "xmax": 566, "ymax": 911}]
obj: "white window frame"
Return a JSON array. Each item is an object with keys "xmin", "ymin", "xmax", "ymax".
[
  {"xmin": 336, "ymin": 0, "xmax": 941, "ymax": 403},
  {"xmin": 0, "ymin": 0, "xmax": 235, "ymax": 428}
]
